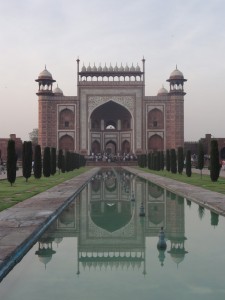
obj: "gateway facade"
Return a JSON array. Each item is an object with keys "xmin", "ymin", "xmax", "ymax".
[{"xmin": 36, "ymin": 59, "xmax": 187, "ymax": 155}]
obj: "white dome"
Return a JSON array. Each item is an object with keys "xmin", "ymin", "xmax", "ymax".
[
  {"xmin": 98, "ymin": 64, "xmax": 102, "ymax": 71},
  {"xmin": 125, "ymin": 64, "xmax": 129, "ymax": 72},
  {"xmin": 38, "ymin": 255, "xmax": 52, "ymax": 265},
  {"xmin": 92, "ymin": 64, "xmax": 97, "ymax": 71},
  {"xmin": 81, "ymin": 64, "xmax": 86, "ymax": 72},
  {"xmin": 157, "ymin": 86, "xmax": 168, "ymax": 95},
  {"xmin": 54, "ymin": 237, "xmax": 63, "ymax": 244},
  {"xmin": 119, "ymin": 63, "xmax": 124, "ymax": 71},
  {"xmin": 103, "ymin": 64, "xmax": 108, "ymax": 71},
  {"xmin": 87, "ymin": 64, "xmax": 91, "ymax": 72},
  {"xmin": 170, "ymin": 67, "xmax": 184, "ymax": 79},
  {"xmin": 109, "ymin": 64, "xmax": 113, "ymax": 71},
  {"xmin": 136, "ymin": 64, "xmax": 141, "ymax": 71},
  {"xmin": 130, "ymin": 63, "xmax": 135, "ymax": 71},
  {"xmin": 114, "ymin": 64, "xmax": 119, "ymax": 71},
  {"xmin": 170, "ymin": 253, "xmax": 185, "ymax": 265},
  {"xmin": 38, "ymin": 67, "xmax": 53, "ymax": 79},
  {"xmin": 53, "ymin": 85, "xmax": 63, "ymax": 95}
]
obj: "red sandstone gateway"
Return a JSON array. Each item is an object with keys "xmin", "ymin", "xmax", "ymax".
[{"xmin": 36, "ymin": 59, "xmax": 187, "ymax": 155}]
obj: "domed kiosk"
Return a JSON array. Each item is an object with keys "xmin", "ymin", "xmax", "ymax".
[
  {"xmin": 167, "ymin": 66, "xmax": 187, "ymax": 94},
  {"xmin": 35, "ymin": 66, "xmax": 56, "ymax": 95}
]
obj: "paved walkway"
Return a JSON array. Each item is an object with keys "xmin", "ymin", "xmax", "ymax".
[{"xmin": 0, "ymin": 167, "xmax": 100, "ymax": 281}]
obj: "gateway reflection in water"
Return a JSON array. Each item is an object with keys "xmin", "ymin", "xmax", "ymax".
[
  {"xmin": 35, "ymin": 168, "xmax": 188, "ymax": 272},
  {"xmin": 2, "ymin": 168, "xmax": 225, "ymax": 300}
]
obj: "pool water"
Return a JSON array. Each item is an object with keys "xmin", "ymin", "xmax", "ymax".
[{"xmin": 0, "ymin": 168, "xmax": 225, "ymax": 300}]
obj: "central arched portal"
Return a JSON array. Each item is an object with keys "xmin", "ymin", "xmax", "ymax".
[
  {"xmin": 90, "ymin": 101, "xmax": 133, "ymax": 155},
  {"xmin": 105, "ymin": 140, "xmax": 116, "ymax": 155}
]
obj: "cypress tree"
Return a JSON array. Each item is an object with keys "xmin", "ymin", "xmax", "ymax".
[
  {"xmin": 160, "ymin": 151, "xmax": 164, "ymax": 171},
  {"xmin": 7, "ymin": 139, "xmax": 17, "ymax": 186},
  {"xmin": 34, "ymin": 144, "xmax": 42, "ymax": 179},
  {"xmin": 61, "ymin": 154, "xmax": 65, "ymax": 173},
  {"xmin": 137, "ymin": 155, "xmax": 141, "ymax": 167},
  {"xmin": 198, "ymin": 205, "xmax": 205, "ymax": 220},
  {"xmin": 170, "ymin": 149, "xmax": 177, "ymax": 174},
  {"xmin": 166, "ymin": 149, "xmax": 170, "ymax": 172},
  {"xmin": 80, "ymin": 155, "xmax": 86, "ymax": 167},
  {"xmin": 186, "ymin": 150, "xmax": 192, "ymax": 177},
  {"xmin": 153, "ymin": 153, "xmax": 157, "ymax": 170},
  {"xmin": 50, "ymin": 147, "xmax": 56, "ymax": 175},
  {"xmin": 177, "ymin": 147, "xmax": 184, "ymax": 175},
  {"xmin": 75, "ymin": 153, "xmax": 80, "ymax": 169},
  {"xmin": 142, "ymin": 154, "xmax": 147, "ymax": 168},
  {"xmin": 147, "ymin": 152, "xmax": 151, "ymax": 169},
  {"xmin": 58, "ymin": 149, "xmax": 63, "ymax": 173},
  {"xmin": 150, "ymin": 152, "xmax": 154, "ymax": 170},
  {"xmin": 210, "ymin": 211, "xmax": 219, "ymax": 226},
  {"xmin": 138, "ymin": 154, "xmax": 147, "ymax": 168},
  {"xmin": 22, "ymin": 141, "xmax": 33, "ymax": 182},
  {"xmin": 197, "ymin": 141, "xmax": 205, "ymax": 179},
  {"xmin": 71, "ymin": 153, "xmax": 75, "ymax": 170},
  {"xmin": 65, "ymin": 151, "xmax": 70, "ymax": 172},
  {"xmin": 43, "ymin": 147, "xmax": 51, "ymax": 177},
  {"xmin": 156, "ymin": 151, "xmax": 161, "ymax": 171},
  {"xmin": 210, "ymin": 140, "xmax": 220, "ymax": 182}
]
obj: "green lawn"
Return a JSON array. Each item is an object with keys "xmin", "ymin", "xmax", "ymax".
[
  {"xmin": 137, "ymin": 167, "xmax": 225, "ymax": 194},
  {"xmin": 0, "ymin": 167, "xmax": 91, "ymax": 212}
]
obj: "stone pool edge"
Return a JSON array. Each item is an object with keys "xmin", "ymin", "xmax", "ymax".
[
  {"xmin": 0, "ymin": 167, "xmax": 100, "ymax": 282},
  {"xmin": 124, "ymin": 167, "xmax": 225, "ymax": 217}
]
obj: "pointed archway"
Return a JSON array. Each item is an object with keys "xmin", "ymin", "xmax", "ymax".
[
  {"xmin": 90, "ymin": 101, "xmax": 133, "ymax": 154},
  {"xmin": 121, "ymin": 140, "xmax": 130, "ymax": 154},
  {"xmin": 91, "ymin": 140, "xmax": 101, "ymax": 154},
  {"xmin": 148, "ymin": 134, "xmax": 163, "ymax": 151},
  {"xmin": 105, "ymin": 140, "xmax": 116, "ymax": 155},
  {"xmin": 59, "ymin": 134, "xmax": 74, "ymax": 151}
]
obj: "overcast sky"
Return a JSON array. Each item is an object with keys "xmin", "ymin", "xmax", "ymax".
[{"xmin": 0, "ymin": 0, "xmax": 225, "ymax": 142}]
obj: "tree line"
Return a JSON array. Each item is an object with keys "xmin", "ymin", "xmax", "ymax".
[
  {"xmin": 6, "ymin": 140, "xmax": 86, "ymax": 186},
  {"xmin": 137, "ymin": 140, "xmax": 221, "ymax": 182}
]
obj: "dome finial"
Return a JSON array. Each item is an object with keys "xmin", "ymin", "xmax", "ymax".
[{"xmin": 176, "ymin": 64, "xmax": 177, "ymax": 69}]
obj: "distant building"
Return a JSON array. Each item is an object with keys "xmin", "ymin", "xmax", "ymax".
[
  {"xmin": 36, "ymin": 59, "xmax": 187, "ymax": 155},
  {"xmin": 184, "ymin": 133, "xmax": 225, "ymax": 159},
  {"xmin": 0, "ymin": 134, "xmax": 23, "ymax": 161}
]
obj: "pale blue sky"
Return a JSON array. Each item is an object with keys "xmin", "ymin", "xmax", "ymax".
[{"xmin": 0, "ymin": 0, "xmax": 225, "ymax": 141}]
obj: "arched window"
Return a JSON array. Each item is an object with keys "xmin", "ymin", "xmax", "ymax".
[
  {"xmin": 148, "ymin": 134, "xmax": 163, "ymax": 151},
  {"xmin": 105, "ymin": 120, "xmax": 117, "ymax": 130},
  {"xmin": 59, "ymin": 109, "xmax": 74, "ymax": 130},
  {"xmin": 105, "ymin": 140, "xmax": 116, "ymax": 154},
  {"xmin": 148, "ymin": 108, "xmax": 164, "ymax": 129},
  {"xmin": 59, "ymin": 134, "xmax": 74, "ymax": 151}
]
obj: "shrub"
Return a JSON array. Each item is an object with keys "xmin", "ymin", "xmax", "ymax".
[
  {"xmin": 210, "ymin": 140, "xmax": 220, "ymax": 182},
  {"xmin": 34, "ymin": 145, "xmax": 42, "ymax": 179}
]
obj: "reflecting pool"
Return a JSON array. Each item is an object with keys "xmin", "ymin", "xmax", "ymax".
[{"xmin": 0, "ymin": 168, "xmax": 225, "ymax": 300}]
